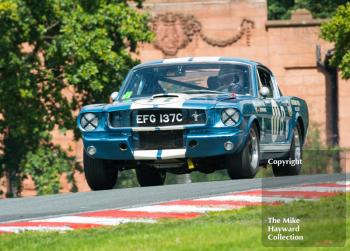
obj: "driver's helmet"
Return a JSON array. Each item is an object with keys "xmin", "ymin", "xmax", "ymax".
[{"xmin": 217, "ymin": 66, "xmax": 246, "ymax": 94}]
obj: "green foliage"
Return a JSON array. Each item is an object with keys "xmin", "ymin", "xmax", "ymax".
[
  {"xmin": 294, "ymin": 0, "xmax": 349, "ymax": 19},
  {"xmin": 22, "ymin": 145, "xmax": 78, "ymax": 195},
  {"xmin": 268, "ymin": 0, "xmax": 294, "ymax": 20},
  {"xmin": 302, "ymin": 124, "xmax": 342, "ymax": 174},
  {"xmin": 268, "ymin": 0, "xmax": 348, "ymax": 20},
  {"xmin": 321, "ymin": 3, "xmax": 350, "ymax": 79},
  {"xmin": 117, "ymin": 169, "xmax": 231, "ymax": 188},
  {"xmin": 0, "ymin": 0, "xmax": 153, "ymax": 196},
  {"xmin": 116, "ymin": 170, "xmax": 138, "ymax": 188},
  {"xmin": 190, "ymin": 169, "xmax": 230, "ymax": 183}
]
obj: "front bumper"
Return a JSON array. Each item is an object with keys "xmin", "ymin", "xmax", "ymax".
[{"xmin": 82, "ymin": 129, "xmax": 246, "ymax": 160}]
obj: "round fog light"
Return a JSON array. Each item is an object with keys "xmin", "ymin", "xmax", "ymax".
[
  {"xmin": 87, "ymin": 146, "xmax": 96, "ymax": 156},
  {"xmin": 224, "ymin": 141, "xmax": 234, "ymax": 151},
  {"xmin": 189, "ymin": 140, "xmax": 198, "ymax": 148},
  {"xmin": 119, "ymin": 143, "xmax": 128, "ymax": 151}
]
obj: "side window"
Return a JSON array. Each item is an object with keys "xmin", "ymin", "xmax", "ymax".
[
  {"xmin": 257, "ymin": 68, "xmax": 274, "ymax": 98},
  {"xmin": 278, "ymin": 87, "xmax": 283, "ymax": 96},
  {"xmin": 272, "ymin": 76, "xmax": 283, "ymax": 97}
]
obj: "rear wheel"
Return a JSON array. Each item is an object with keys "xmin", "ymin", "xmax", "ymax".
[
  {"xmin": 136, "ymin": 166, "xmax": 166, "ymax": 187},
  {"xmin": 83, "ymin": 151, "xmax": 118, "ymax": 190},
  {"xmin": 272, "ymin": 123, "xmax": 302, "ymax": 176},
  {"xmin": 227, "ymin": 124, "xmax": 260, "ymax": 179}
]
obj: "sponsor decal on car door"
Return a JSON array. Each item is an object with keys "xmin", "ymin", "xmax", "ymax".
[
  {"xmin": 263, "ymin": 99, "xmax": 287, "ymax": 144},
  {"xmin": 270, "ymin": 99, "xmax": 287, "ymax": 143}
]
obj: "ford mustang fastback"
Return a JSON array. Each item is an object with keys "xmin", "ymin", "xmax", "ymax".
[{"xmin": 78, "ymin": 57, "xmax": 309, "ymax": 190}]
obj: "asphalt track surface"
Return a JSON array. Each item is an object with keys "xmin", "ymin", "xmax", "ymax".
[{"xmin": 0, "ymin": 173, "xmax": 347, "ymax": 223}]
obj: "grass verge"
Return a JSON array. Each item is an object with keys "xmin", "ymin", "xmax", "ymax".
[{"xmin": 0, "ymin": 194, "xmax": 348, "ymax": 251}]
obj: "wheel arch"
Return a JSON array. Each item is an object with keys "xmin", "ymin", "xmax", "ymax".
[
  {"xmin": 296, "ymin": 116, "xmax": 306, "ymax": 145},
  {"xmin": 246, "ymin": 115, "xmax": 261, "ymax": 139}
]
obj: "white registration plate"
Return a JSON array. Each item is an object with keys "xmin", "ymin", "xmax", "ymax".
[{"xmin": 136, "ymin": 112, "xmax": 183, "ymax": 125}]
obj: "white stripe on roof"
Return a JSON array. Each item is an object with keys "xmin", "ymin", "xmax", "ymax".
[
  {"xmin": 192, "ymin": 57, "xmax": 220, "ymax": 62},
  {"xmin": 163, "ymin": 57, "xmax": 192, "ymax": 63}
]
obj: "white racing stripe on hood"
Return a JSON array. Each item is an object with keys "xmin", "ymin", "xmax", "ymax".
[
  {"xmin": 130, "ymin": 94, "xmax": 188, "ymax": 109},
  {"xmin": 129, "ymin": 93, "xmax": 220, "ymax": 110}
]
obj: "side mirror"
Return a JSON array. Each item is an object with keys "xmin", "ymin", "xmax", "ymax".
[
  {"xmin": 110, "ymin": 92, "xmax": 119, "ymax": 102},
  {"xmin": 260, "ymin": 86, "xmax": 270, "ymax": 98}
]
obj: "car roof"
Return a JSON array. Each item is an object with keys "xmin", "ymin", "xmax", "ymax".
[{"xmin": 132, "ymin": 57, "xmax": 261, "ymax": 69}]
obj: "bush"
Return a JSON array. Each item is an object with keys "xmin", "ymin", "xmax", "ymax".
[
  {"xmin": 116, "ymin": 169, "xmax": 138, "ymax": 188},
  {"xmin": 302, "ymin": 124, "xmax": 342, "ymax": 174},
  {"xmin": 22, "ymin": 145, "xmax": 79, "ymax": 195}
]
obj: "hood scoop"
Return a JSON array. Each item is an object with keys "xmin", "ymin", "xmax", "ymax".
[
  {"xmin": 151, "ymin": 93, "xmax": 180, "ymax": 99},
  {"xmin": 218, "ymin": 92, "xmax": 237, "ymax": 101}
]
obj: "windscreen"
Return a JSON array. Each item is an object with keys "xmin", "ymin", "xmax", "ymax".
[{"xmin": 120, "ymin": 63, "xmax": 251, "ymax": 100}]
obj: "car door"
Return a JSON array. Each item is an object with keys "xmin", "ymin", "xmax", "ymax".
[
  {"xmin": 256, "ymin": 67, "xmax": 287, "ymax": 145},
  {"xmin": 271, "ymin": 75, "xmax": 291, "ymax": 144}
]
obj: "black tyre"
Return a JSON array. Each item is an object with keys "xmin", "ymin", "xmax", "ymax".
[
  {"xmin": 83, "ymin": 151, "xmax": 118, "ymax": 190},
  {"xmin": 227, "ymin": 124, "xmax": 260, "ymax": 179},
  {"xmin": 272, "ymin": 123, "xmax": 302, "ymax": 176},
  {"xmin": 136, "ymin": 166, "xmax": 166, "ymax": 187}
]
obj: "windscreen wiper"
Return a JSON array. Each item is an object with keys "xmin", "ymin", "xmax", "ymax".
[{"xmin": 182, "ymin": 90, "xmax": 226, "ymax": 94}]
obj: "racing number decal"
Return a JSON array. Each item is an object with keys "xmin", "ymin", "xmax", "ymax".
[{"xmin": 270, "ymin": 100, "xmax": 285, "ymax": 142}]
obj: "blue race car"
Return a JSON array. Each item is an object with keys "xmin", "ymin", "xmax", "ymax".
[{"xmin": 78, "ymin": 57, "xmax": 309, "ymax": 190}]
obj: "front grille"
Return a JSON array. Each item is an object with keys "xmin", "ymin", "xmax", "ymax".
[
  {"xmin": 134, "ymin": 130, "xmax": 184, "ymax": 150},
  {"xmin": 109, "ymin": 110, "xmax": 131, "ymax": 128}
]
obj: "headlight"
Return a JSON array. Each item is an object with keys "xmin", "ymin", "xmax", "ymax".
[
  {"xmin": 221, "ymin": 108, "xmax": 240, "ymax": 126},
  {"xmin": 81, "ymin": 113, "xmax": 99, "ymax": 131}
]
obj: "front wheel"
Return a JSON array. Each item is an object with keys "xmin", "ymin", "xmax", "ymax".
[
  {"xmin": 227, "ymin": 124, "xmax": 260, "ymax": 179},
  {"xmin": 272, "ymin": 124, "xmax": 302, "ymax": 176},
  {"xmin": 136, "ymin": 166, "xmax": 166, "ymax": 187},
  {"xmin": 83, "ymin": 151, "xmax": 118, "ymax": 190}
]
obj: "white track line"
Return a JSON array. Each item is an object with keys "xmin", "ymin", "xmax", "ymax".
[
  {"xmin": 271, "ymin": 186, "xmax": 348, "ymax": 192},
  {"xmin": 1, "ymin": 180, "xmax": 348, "ymax": 234},
  {"xmin": 336, "ymin": 181, "xmax": 350, "ymax": 186},
  {"xmin": 0, "ymin": 226, "xmax": 72, "ymax": 233},
  {"xmin": 33, "ymin": 216, "xmax": 155, "ymax": 225},
  {"xmin": 196, "ymin": 195, "xmax": 300, "ymax": 203},
  {"xmin": 125, "ymin": 205, "xmax": 229, "ymax": 213}
]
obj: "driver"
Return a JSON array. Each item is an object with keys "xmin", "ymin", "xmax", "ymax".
[
  {"xmin": 216, "ymin": 67, "xmax": 248, "ymax": 94},
  {"xmin": 139, "ymin": 73, "xmax": 165, "ymax": 96}
]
